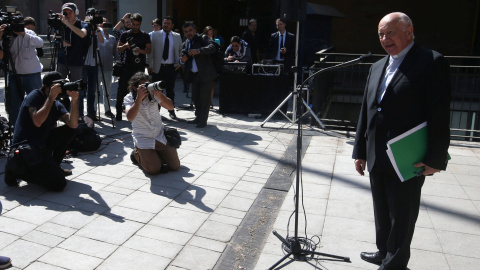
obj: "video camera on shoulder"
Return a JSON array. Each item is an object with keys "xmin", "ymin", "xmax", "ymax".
[
  {"xmin": 0, "ymin": 6, "xmax": 25, "ymax": 38},
  {"xmin": 52, "ymin": 79, "xmax": 86, "ymax": 96},
  {"xmin": 86, "ymin": 8, "xmax": 105, "ymax": 26},
  {"xmin": 47, "ymin": 10, "xmax": 63, "ymax": 32}
]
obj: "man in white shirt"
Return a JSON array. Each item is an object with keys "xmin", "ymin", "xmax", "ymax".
[
  {"xmin": 148, "ymin": 16, "xmax": 182, "ymax": 119},
  {"xmin": 124, "ymin": 72, "xmax": 180, "ymax": 174},
  {"xmin": 0, "ymin": 21, "xmax": 44, "ymax": 126}
]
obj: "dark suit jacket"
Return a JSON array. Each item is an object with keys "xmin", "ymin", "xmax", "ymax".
[
  {"xmin": 182, "ymin": 34, "xmax": 217, "ymax": 82},
  {"xmin": 267, "ymin": 31, "xmax": 295, "ymax": 71},
  {"xmin": 352, "ymin": 44, "xmax": 451, "ymax": 172}
]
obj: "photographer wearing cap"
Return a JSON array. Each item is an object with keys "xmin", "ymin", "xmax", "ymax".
[
  {"xmin": 4, "ymin": 72, "xmax": 79, "ymax": 191},
  {"xmin": 0, "ymin": 15, "xmax": 44, "ymax": 126},
  {"xmin": 56, "ymin": 3, "xmax": 87, "ymax": 93},
  {"xmin": 116, "ymin": 13, "xmax": 151, "ymax": 121},
  {"xmin": 125, "ymin": 72, "xmax": 179, "ymax": 174}
]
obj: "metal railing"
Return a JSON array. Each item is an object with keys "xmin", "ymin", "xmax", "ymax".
[{"xmin": 309, "ymin": 53, "xmax": 480, "ymax": 141}]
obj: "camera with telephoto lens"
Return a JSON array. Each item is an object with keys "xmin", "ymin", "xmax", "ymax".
[
  {"xmin": 86, "ymin": 8, "xmax": 106, "ymax": 26},
  {"xmin": 52, "ymin": 79, "xmax": 86, "ymax": 96},
  {"xmin": 0, "ymin": 6, "xmax": 25, "ymax": 38},
  {"xmin": 143, "ymin": 81, "xmax": 166, "ymax": 102}
]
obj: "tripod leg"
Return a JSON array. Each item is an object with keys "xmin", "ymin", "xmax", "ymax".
[
  {"xmin": 268, "ymin": 251, "xmax": 293, "ymax": 270},
  {"xmin": 261, "ymin": 92, "xmax": 293, "ymax": 127},
  {"xmin": 301, "ymin": 97, "xmax": 325, "ymax": 129},
  {"xmin": 307, "ymin": 250, "xmax": 351, "ymax": 262}
]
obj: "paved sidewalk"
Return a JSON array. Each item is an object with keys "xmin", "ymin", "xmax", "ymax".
[{"xmin": 0, "ymin": 77, "xmax": 479, "ymax": 269}]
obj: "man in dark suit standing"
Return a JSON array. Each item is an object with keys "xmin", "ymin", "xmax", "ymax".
[
  {"xmin": 267, "ymin": 18, "xmax": 295, "ymax": 73},
  {"xmin": 352, "ymin": 12, "xmax": 450, "ymax": 270},
  {"xmin": 181, "ymin": 23, "xmax": 217, "ymax": 128}
]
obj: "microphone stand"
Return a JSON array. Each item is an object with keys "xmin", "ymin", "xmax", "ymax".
[{"xmin": 267, "ymin": 53, "xmax": 372, "ymax": 270}]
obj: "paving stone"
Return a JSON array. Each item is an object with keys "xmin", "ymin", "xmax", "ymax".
[
  {"xmin": 24, "ymin": 262, "xmax": 67, "ymax": 270},
  {"xmin": 445, "ymin": 254, "xmax": 480, "ymax": 270},
  {"xmin": 3, "ymin": 199, "xmax": 68, "ymax": 225},
  {"xmin": 150, "ymin": 206, "xmax": 210, "ymax": 234},
  {"xmin": 196, "ymin": 220, "xmax": 238, "ymax": 242},
  {"xmin": 206, "ymin": 163, "xmax": 249, "ymax": 177},
  {"xmin": 76, "ymin": 215, "xmax": 143, "ymax": 245},
  {"xmin": 407, "ymin": 249, "xmax": 450, "ymax": 270},
  {"xmin": 0, "ymin": 216, "xmax": 37, "ymax": 236},
  {"xmin": 322, "ymin": 216, "xmax": 376, "ymax": 243},
  {"xmin": 106, "ymin": 205, "xmax": 155, "ymax": 223},
  {"xmin": 36, "ymin": 222, "xmax": 77, "ymax": 238},
  {"xmin": 437, "ymin": 230, "xmax": 480, "ymax": 258},
  {"xmin": 38, "ymin": 247, "xmax": 103, "ymax": 270},
  {"xmin": 49, "ymin": 209, "xmax": 99, "ymax": 229},
  {"xmin": 189, "ymin": 235, "xmax": 227, "ymax": 253},
  {"xmin": 0, "ymin": 239, "xmax": 50, "ymax": 269},
  {"xmin": 171, "ymin": 245, "xmax": 222, "ymax": 270},
  {"xmin": 117, "ymin": 190, "xmax": 171, "ymax": 213},
  {"xmin": 123, "ymin": 235, "xmax": 183, "ymax": 259},
  {"xmin": 233, "ymin": 180, "xmax": 264, "ymax": 194},
  {"xmin": 219, "ymin": 195, "xmax": 255, "ymax": 212},
  {"xmin": 0, "ymin": 231, "xmax": 18, "ymax": 249},
  {"xmin": 136, "ymin": 224, "xmax": 192, "ymax": 246},
  {"xmin": 59, "ymin": 235, "xmax": 118, "ymax": 259},
  {"xmin": 22, "ymin": 230, "xmax": 64, "ymax": 248},
  {"xmin": 177, "ymin": 184, "xmax": 229, "ymax": 210}
]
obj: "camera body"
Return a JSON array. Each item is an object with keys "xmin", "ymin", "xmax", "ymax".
[
  {"xmin": 0, "ymin": 6, "xmax": 25, "ymax": 38},
  {"xmin": 142, "ymin": 81, "xmax": 165, "ymax": 102},
  {"xmin": 47, "ymin": 10, "xmax": 63, "ymax": 31},
  {"xmin": 52, "ymin": 79, "xmax": 86, "ymax": 96},
  {"xmin": 86, "ymin": 8, "xmax": 106, "ymax": 26}
]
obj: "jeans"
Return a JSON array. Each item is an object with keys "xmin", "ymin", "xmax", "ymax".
[{"xmin": 7, "ymin": 72, "xmax": 42, "ymax": 126}]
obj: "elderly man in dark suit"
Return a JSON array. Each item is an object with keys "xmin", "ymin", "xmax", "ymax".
[
  {"xmin": 181, "ymin": 23, "xmax": 217, "ymax": 128},
  {"xmin": 352, "ymin": 12, "xmax": 450, "ymax": 270},
  {"xmin": 267, "ymin": 18, "xmax": 295, "ymax": 73}
]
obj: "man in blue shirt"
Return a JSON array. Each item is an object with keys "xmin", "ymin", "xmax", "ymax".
[{"xmin": 5, "ymin": 72, "xmax": 79, "ymax": 191}]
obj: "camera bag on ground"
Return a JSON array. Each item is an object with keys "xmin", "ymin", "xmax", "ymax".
[
  {"xmin": 164, "ymin": 127, "xmax": 181, "ymax": 148},
  {"xmin": 69, "ymin": 123, "xmax": 102, "ymax": 155},
  {"xmin": 6, "ymin": 143, "xmax": 45, "ymax": 175}
]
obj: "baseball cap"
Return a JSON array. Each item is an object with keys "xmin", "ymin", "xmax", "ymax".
[
  {"xmin": 43, "ymin": 72, "xmax": 63, "ymax": 87},
  {"xmin": 62, "ymin": 3, "xmax": 78, "ymax": 14}
]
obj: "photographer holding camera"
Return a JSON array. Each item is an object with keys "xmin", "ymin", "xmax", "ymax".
[
  {"xmin": 55, "ymin": 3, "xmax": 87, "ymax": 98},
  {"xmin": 0, "ymin": 15, "xmax": 44, "ymax": 126},
  {"xmin": 116, "ymin": 13, "xmax": 151, "ymax": 121},
  {"xmin": 125, "ymin": 72, "xmax": 179, "ymax": 174},
  {"xmin": 4, "ymin": 71, "xmax": 79, "ymax": 191}
]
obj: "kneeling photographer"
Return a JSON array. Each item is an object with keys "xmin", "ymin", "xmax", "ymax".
[
  {"xmin": 0, "ymin": 9, "xmax": 44, "ymax": 126},
  {"xmin": 125, "ymin": 72, "xmax": 180, "ymax": 174},
  {"xmin": 4, "ymin": 72, "xmax": 79, "ymax": 191}
]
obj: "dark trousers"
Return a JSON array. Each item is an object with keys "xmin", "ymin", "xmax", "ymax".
[
  {"xmin": 152, "ymin": 65, "xmax": 177, "ymax": 107},
  {"xmin": 116, "ymin": 66, "xmax": 144, "ymax": 116},
  {"xmin": 82, "ymin": 65, "xmax": 98, "ymax": 117},
  {"xmin": 12, "ymin": 125, "xmax": 76, "ymax": 191},
  {"xmin": 369, "ymin": 164, "xmax": 425, "ymax": 270},
  {"xmin": 191, "ymin": 73, "xmax": 213, "ymax": 125}
]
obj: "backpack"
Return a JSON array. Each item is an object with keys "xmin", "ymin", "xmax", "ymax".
[{"xmin": 69, "ymin": 123, "xmax": 102, "ymax": 155}]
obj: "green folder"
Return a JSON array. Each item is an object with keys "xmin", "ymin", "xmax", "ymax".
[{"xmin": 386, "ymin": 122, "xmax": 428, "ymax": 182}]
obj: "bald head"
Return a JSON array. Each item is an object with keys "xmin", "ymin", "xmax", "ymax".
[{"xmin": 378, "ymin": 12, "xmax": 414, "ymax": 56}]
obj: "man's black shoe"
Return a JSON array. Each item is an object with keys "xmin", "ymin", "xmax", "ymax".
[
  {"xmin": 87, "ymin": 114, "xmax": 99, "ymax": 122},
  {"xmin": 4, "ymin": 170, "xmax": 19, "ymax": 187},
  {"xmin": 105, "ymin": 111, "xmax": 115, "ymax": 118},
  {"xmin": 169, "ymin": 110, "xmax": 177, "ymax": 119},
  {"xmin": 187, "ymin": 119, "xmax": 199, "ymax": 124},
  {"xmin": 360, "ymin": 251, "xmax": 385, "ymax": 266},
  {"xmin": 130, "ymin": 151, "xmax": 138, "ymax": 165},
  {"xmin": 61, "ymin": 168, "xmax": 73, "ymax": 177},
  {"xmin": 196, "ymin": 123, "xmax": 207, "ymax": 128}
]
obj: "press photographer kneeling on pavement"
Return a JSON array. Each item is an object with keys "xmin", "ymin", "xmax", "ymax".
[
  {"xmin": 125, "ymin": 72, "xmax": 180, "ymax": 174},
  {"xmin": 4, "ymin": 72, "xmax": 79, "ymax": 191}
]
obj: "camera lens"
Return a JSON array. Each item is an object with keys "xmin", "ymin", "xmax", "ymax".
[{"xmin": 145, "ymin": 81, "xmax": 166, "ymax": 91}]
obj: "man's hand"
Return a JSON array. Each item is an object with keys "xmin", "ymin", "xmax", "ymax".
[
  {"xmin": 49, "ymin": 84, "xmax": 62, "ymax": 100},
  {"xmin": 413, "ymin": 162, "xmax": 440, "ymax": 176},
  {"xmin": 188, "ymin": 49, "xmax": 200, "ymax": 56},
  {"xmin": 181, "ymin": 54, "xmax": 189, "ymax": 63},
  {"xmin": 0, "ymin": 24, "xmax": 7, "ymax": 38},
  {"xmin": 122, "ymin": 13, "xmax": 132, "ymax": 21},
  {"xmin": 226, "ymin": 54, "xmax": 235, "ymax": 61},
  {"xmin": 354, "ymin": 159, "xmax": 366, "ymax": 176},
  {"xmin": 280, "ymin": 47, "xmax": 287, "ymax": 54},
  {"xmin": 66, "ymin": 90, "xmax": 79, "ymax": 101}
]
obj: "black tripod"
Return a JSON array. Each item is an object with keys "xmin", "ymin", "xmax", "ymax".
[
  {"xmin": 268, "ymin": 75, "xmax": 351, "ymax": 270},
  {"xmin": 268, "ymin": 53, "xmax": 373, "ymax": 269},
  {"xmin": 88, "ymin": 24, "xmax": 115, "ymax": 128}
]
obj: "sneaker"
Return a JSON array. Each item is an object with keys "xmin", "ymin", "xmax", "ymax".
[
  {"xmin": 0, "ymin": 256, "xmax": 12, "ymax": 269},
  {"xmin": 105, "ymin": 111, "xmax": 115, "ymax": 118},
  {"xmin": 130, "ymin": 151, "xmax": 138, "ymax": 165},
  {"xmin": 169, "ymin": 110, "xmax": 177, "ymax": 119},
  {"xmin": 4, "ymin": 170, "xmax": 18, "ymax": 187}
]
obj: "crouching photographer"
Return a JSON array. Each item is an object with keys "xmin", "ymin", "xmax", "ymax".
[
  {"xmin": 125, "ymin": 72, "xmax": 180, "ymax": 174},
  {"xmin": 4, "ymin": 72, "xmax": 79, "ymax": 191}
]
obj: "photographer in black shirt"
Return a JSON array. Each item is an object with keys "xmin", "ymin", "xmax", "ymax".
[{"xmin": 116, "ymin": 13, "xmax": 151, "ymax": 121}]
